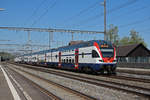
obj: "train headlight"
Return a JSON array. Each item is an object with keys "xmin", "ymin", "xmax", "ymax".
[{"xmin": 113, "ymin": 60, "xmax": 116, "ymax": 62}]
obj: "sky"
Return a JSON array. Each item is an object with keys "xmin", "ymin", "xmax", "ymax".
[{"xmin": 0, "ymin": 0, "xmax": 150, "ymax": 52}]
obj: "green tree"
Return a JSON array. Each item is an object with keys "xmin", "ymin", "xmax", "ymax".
[
  {"xmin": 119, "ymin": 36, "xmax": 130, "ymax": 45},
  {"xmin": 129, "ymin": 29, "xmax": 146, "ymax": 46},
  {"xmin": 107, "ymin": 24, "xmax": 119, "ymax": 46},
  {"xmin": 0, "ymin": 52, "xmax": 14, "ymax": 61},
  {"xmin": 119, "ymin": 29, "xmax": 147, "ymax": 46}
]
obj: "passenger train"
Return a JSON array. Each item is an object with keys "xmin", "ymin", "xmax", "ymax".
[{"xmin": 14, "ymin": 40, "xmax": 117, "ymax": 74}]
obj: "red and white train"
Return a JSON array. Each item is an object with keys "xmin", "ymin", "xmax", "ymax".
[{"xmin": 15, "ymin": 40, "xmax": 117, "ymax": 74}]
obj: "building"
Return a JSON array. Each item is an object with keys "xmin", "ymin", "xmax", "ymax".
[
  {"xmin": 116, "ymin": 43, "xmax": 150, "ymax": 68},
  {"xmin": 116, "ymin": 43, "xmax": 150, "ymax": 63}
]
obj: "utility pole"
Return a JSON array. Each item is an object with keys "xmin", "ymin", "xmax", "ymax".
[
  {"xmin": 104, "ymin": 0, "xmax": 107, "ymax": 41},
  {"xmin": 49, "ymin": 32, "xmax": 51, "ymax": 49}
]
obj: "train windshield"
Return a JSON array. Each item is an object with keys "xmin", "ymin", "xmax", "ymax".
[{"xmin": 101, "ymin": 49, "xmax": 114, "ymax": 58}]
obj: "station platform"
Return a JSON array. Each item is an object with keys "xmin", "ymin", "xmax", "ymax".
[
  {"xmin": 117, "ymin": 67, "xmax": 150, "ymax": 75},
  {"xmin": 117, "ymin": 67, "xmax": 150, "ymax": 72},
  {"xmin": 0, "ymin": 65, "xmax": 14, "ymax": 100},
  {"xmin": 0, "ymin": 64, "xmax": 52, "ymax": 100}
]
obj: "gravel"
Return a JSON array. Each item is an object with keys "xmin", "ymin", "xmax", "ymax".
[{"xmin": 9, "ymin": 64, "xmax": 149, "ymax": 100}]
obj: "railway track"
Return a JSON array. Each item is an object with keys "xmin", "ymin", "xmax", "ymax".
[
  {"xmin": 7, "ymin": 64, "xmax": 97, "ymax": 100},
  {"xmin": 100, "ymin": 74, "xmax": 150, "ymax": 83},
  {"xmin": 4, "ymin": 66, "xmax": 61, "ymax": 100},
  {"xmin": 117, "ymin": 69, "xmax": 150, "ymax": 76},
  {"xmin": 10, "ymin": 63, "xmax": 150, "ymax": 98}
]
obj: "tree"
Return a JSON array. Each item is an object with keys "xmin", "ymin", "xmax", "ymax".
[
  {"xmin": 129, "ymin": 29, "xmax": 146, "ymax": 46},
  {"xmin": 119, "ymin": 36, "xmax": 130, "ymax": 45},
  {"xmin": 107, "ymin": 24, "xmax": 119, "ymax": 46},
  {"xmin": 119, "ymin": 29, "xmax": 147, "ymax": 46},
  {"xmin": 107, "ymin": 24, "xmax": 147, "ymax": 46},
  {"xmin": 0, "ymin": 52, "xmax": 14, "ymax": 61}
]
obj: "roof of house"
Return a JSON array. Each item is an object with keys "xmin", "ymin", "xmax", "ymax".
[
  {"xmin": 116, "ymin": 43, "xmax": 150, "ymax": 57},
  {"xmin": 116, "ymin": 44, "xmax": 139, "ymax": 57}
]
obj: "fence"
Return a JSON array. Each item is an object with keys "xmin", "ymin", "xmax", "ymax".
[{"xmin": 117, "ymin": 62, "xmax": 150, "ymax": 69}]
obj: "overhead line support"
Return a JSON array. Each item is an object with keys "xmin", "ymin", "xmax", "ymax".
[
  {"xmin": 104, "ymin": 0, "xmax": 107, "ymax": 41},
  {"xmin": 0, "ymin": 27, "xmax": 104, "ymax": 34}
]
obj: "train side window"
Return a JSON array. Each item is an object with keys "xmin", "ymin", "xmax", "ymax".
[
  {"xmin": 82, "ymin": 52, "xmax": 84, "ymax": 58},
  {"xmin": 69, "ymin": 59, "xmax": 71, "ymax": 63},
  {"xmin": 72, "ymin": 59, "xmax": 74, "ymax": 63},
  {"xmin": 64, "ymin": 59, "xmax": 66, "ymax": 63},
  {"xmin": 92, "ymin": 50, "xmax": 99, "ymax": 58},
  {"xmin": 55, "ymin": 55, "xmax": 57, "ymax": 59},
  {"xmin": 66, "ymin": 59, "xmax": 68, "ymax": 63}
]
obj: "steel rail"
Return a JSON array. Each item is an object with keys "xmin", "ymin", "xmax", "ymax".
[
  {"xmin": 9, "ymin": 64, "xmax": 97, "ymax": 100},
  {"xmin": 6, "ymin": 66, "xmax": 61, "ymax": 100},
  {"xmin": 11, "ymin": 63, "xmax": 150, "ymax": 98}
]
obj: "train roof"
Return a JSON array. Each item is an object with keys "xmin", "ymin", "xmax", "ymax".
[{"xmin": 22, "ymin": 40, "xmax": 112, "ymax": 56}]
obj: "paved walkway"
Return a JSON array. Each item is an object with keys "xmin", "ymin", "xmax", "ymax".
[
  {"xmin": 0, "ymin": 65, "xmax": 14, "ymax": 100},
  {"xmin": 117, "ymin": 67, "xmax": 150, "ymax": 72}
]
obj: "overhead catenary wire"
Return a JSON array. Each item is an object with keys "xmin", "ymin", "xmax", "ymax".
[
  {"xmin": 118, "ymin": 17, "xmax": 150, "ymax": 28},
  {"xmin": 62, "ymin": 0, "xmax": 101, "ymax": 23},
  {"xmin": 23, "ymin": 0, "xmax": 48, "ymax": 26},
  {"xmin": 108, "ymin": 5, "xmax": 150, "ymax": 22},
  {"xmin": 69, "ymin": 0, "xmax": 139, "ymax": 28},
  {"xmin": 91, "ymin": 4, "xmax": 150, "ymax": 27},
  {"xmin": 137, "ymin": 28, "xmax": 150, "ymax": 33},
  {"xmin": 31, "ymin": 0, "xmax": 57, "ymax": 27}
]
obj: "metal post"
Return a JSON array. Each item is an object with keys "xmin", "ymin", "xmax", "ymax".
[
  {"xmin": 104, "ymin": 0, "xmax": 107, "ymax": 41},
  {"xmin": 71, "ymin": 32, "xmax": 74, "ymax": 41},
  {"xmin": 27, "ymin": 31, "xmax": 32, "ymax": 54},
  {"xmin": 49, "ymin": 32, "xmax": 53, "ymax": 49},
  {"xmin": 49, "ymin": 32, "xmax": 50, "ymax": 49},
  {"xmin": 27, "ymin": 31, "xmax": 31, "ymax": 44}
]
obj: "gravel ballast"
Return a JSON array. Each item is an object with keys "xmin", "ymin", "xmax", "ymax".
[{"xmin": 9, "ymin": 64, "xmax": 149, "ymax": 100}]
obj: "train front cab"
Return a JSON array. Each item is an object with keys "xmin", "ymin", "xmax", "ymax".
[{"xmin": 92, "ymin": 42, "xmax": 117, "ymax": 74}]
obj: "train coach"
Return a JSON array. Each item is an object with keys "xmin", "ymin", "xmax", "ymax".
[{"xmin": 15, "ymin": 40, "xmax": 117, "ymax": 74}]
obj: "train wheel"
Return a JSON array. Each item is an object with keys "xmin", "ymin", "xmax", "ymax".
[
  {"xmin": 111, "ymin": 67, "xmax": 117, "ymax": 75},
  {"xmin": 106, "ymin": 66, "xmax": 112, "ymax": 75},
  {"xmin": 100, "ymin": 69, "xmax": 104, "ymax": 75},
  {"xmin": 112, "ymin": 70, "xmax": 117, "ymax": 75},
  {"xmin": 83, "ymin": 67, "xmax": 92, "ymax": 74}
]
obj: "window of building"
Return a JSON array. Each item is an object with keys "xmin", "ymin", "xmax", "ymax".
[{"xmin": 92, "ymin": 50, "xmax": 100, "ymax": 58}]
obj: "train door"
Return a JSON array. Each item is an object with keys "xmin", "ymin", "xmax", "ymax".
[
  {"xmin": 58, "ymin": 52, "xmax": 61, "ymax": 68},
  {"xmin": 51, "ymin": 51, "xmax": 53, "ymax": 62},
  {"xmin": 37, "ymin": 54, "xmax": 39, "ymax": 65},
  {"xmin": 45, "ymin": 53, "xmax": 47, "ymax": 65},
  {"xmin": 75, "ymin": 49, "xmax": 79, "ymax": 69}
]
